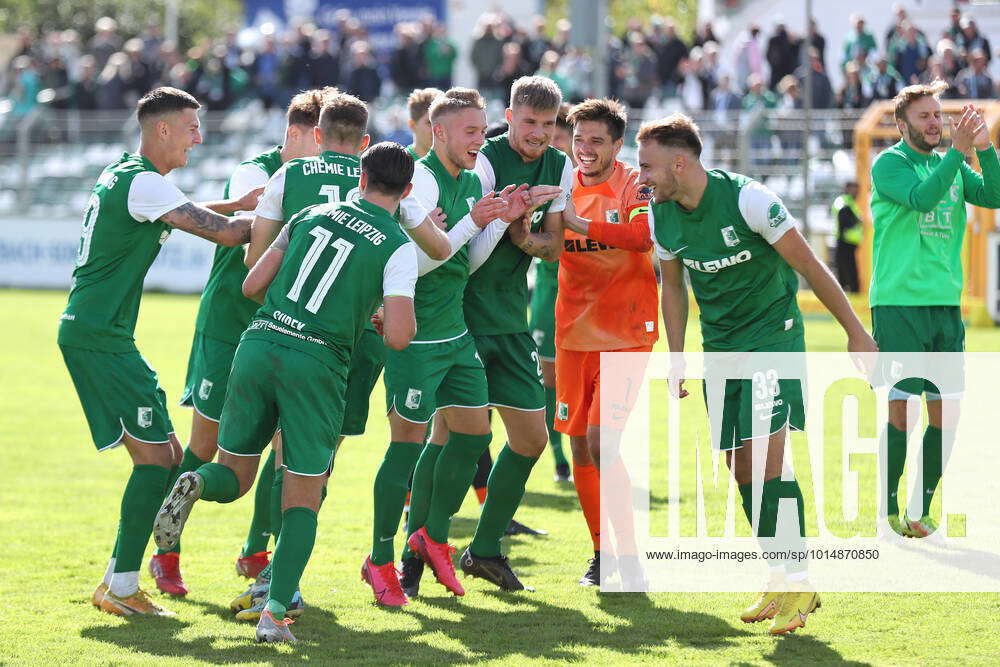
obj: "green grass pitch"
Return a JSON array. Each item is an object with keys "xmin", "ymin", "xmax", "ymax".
[{"xmin": 1, "ymin": 288, "xmax": 998, "ymax": 664}]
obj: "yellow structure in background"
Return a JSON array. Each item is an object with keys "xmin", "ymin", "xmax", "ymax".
[{"xmin": 854, "ymin": 100, "xmax": 1000, "ymax": 325}]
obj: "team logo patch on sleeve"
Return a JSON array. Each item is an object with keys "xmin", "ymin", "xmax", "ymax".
[
  {"xmin": 605, "ymin": 209, "xmax": 620, "ymax": 224},
  {"xmin": 405, "ymin": 388, "xmax": 423, "ymax": 410},
  {"xmin": 138, "ymin": 407, "xmax": 153, "ymax": 429},
  {"xmin": 767, "ymin": 201, "xmax": 788, "ymax": 228},
  {"xmin": 198, "ymin": 379, "xmax": 214, "ymax": 401},
  {"xmin": 557, "ymin": 402, "xmax": 569, "ymax": 421},
  {"xmin": 721, "ymin": 226, "xmax": 740, "ymax": 247}
]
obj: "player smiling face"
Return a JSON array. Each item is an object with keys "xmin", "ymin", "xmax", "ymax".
[
  {"xmin": 573, "ymin": 119, "xmax": 623, "ymax": 183},
  {"xmin": 637, "ymin": 140, "xmax": 683, "ymax": 203},
  {"xmin": 899, "ymin": 95, "xmax": 943, "ymax": 153},
  {"xmin": 507, "ymin": 104, "xmax": 557, "ymax": 161},
  {"xmin": 436, "ymin": 106, "xmax": 487, "ymax": 171},
  {"xmin": 164, "ymin": 107, "xmax": 203, "ymax": 170}
]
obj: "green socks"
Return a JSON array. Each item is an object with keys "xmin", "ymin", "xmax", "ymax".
[
  {"xmin": 158, "ymin": 447, "xmax": 209, "ymax": 555},
  {"xmin": 885, "ymin": 423, "xmax": 907, "ymax": 518},
  {"xmin": 242, "ymin": 449, "xmax": 277, "ymax": 556},
  {"xmin": 425, "ymin": 432, "xmax": 493, "ymax": 543},
  {"xmin": 196, "ymin": 462, "xmax": 240, "ymax": 503},
  {"xmin": 114, "ymin": 464, "xmax": 170, "ymax": 572},
  {"xmin": 267, "ymin": 507, "xmax": 317, "ymax": 613},
  {"xmin": 545, "ymin": 384, "xmax": 567, "ymax": 466},
  {"xmin": 402, "ymin": 442, "xmax": 443, "ymax": 559},
  {"xmin": 738, "ymin": 477, "xmax": 807, "ymax": 572},
  {"xmin": 270, "ymin": 466, "xmax": 286, "ymax": 540},
  {"xmin": 371, "ymin": 441, "xmax": 423, "ymax": 565},
  {"xmin": 470, "ymin": 444, "xmax": 537, "ymax": 557},
  {"xmin": 921, "ymin": 425, "xmax": 944, "ymax": 518}
]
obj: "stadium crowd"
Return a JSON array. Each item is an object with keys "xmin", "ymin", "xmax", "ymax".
[{"xmin": 2, "ymin": 5, "xmax": 997, "ymax": 118}]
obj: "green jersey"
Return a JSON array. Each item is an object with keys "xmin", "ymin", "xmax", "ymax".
[
  {"xmin": 650, "ymin": 170, "xmax": 802, "ymax": 352},
  {"xmin": 195, "ymin": 146, "xmax": 283, "ymax": 344},
  {"xmin": 870, "ymin": 141, "xmax": 1000, "ymax": 306},
  {"xmin": 398, "ymin": 149, "xmax": 483, "ymax": 341},
  {"xmin": 256, "ymin": 150, "xmax": 362, "ymax": 224},
  {"xmin": 534, "ymin": 257, "xmax": 559, "ymax": 291},
  {"xmin": 58, "ymin": 152, "xmax": 188, "ymax": 352},
  {"xmin": 244, "ymin": 199, "xmax": 417, "ymax": 368},
  {"xmin": 464, "ymin": 133, "xmax": 573, "ymax": 335},
  {"xmin": 406, "ymin": 144, "xmax": 420, "ymax": 161}
]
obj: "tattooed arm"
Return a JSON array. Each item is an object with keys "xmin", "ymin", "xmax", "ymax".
[
  {"xmin": 507, "ymin": 207, "xmax": 564, "ymax": 261},
  {"xmin": 160, "ymin": 202, "xmax": 252, "ymax": 247}
]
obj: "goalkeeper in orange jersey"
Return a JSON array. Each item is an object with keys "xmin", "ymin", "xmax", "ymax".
[{"xmin": 556, "ymin": 98, "xmax": 659, "ymax": 587}]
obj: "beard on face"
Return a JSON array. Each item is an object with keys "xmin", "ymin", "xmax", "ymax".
[{"xmin": 905, "ymin": 119, "xmax": 940, "ymax": 152}]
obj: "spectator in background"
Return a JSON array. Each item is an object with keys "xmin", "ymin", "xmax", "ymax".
[
  {"xmin": 139, "ymin": 22, "xmax": 164, "ymax": 64},
  {"xmin": 922, "ymin": 57, "xmax": 961, "ymax": 99},
  {"xmin": 692, "ymin": 21, "xmax": 719, "ymax": 48},
  {"xmin": 654, "ymin": 19, "xmax": 687, "ymax": 98},
  {"xmin": 842, "ymin": 14, "xmax": 877, "ymax": 69},
  {"xmin": 734, "ymin": 24, "xmax": 765, "ymax": 94},
  {"xmin": 622, "ymin": 32, "xmax": 658, "ymax": 109},
  {"xmin": 946, "ymin": 7, "xmax": 963, "ymax": 45},
  {"xmin": 6, "ymin": 56, "xmax": 41, "ymax": 117},
  {"xmin": 70, "ymin": 55, "xmax": 100, "ymax": 110},
  {"xmin": 90, "ymin": 17, "xmax": 121, "ymax": 68},
  {"xmin": 937, "ymin": 39, "xmax": 964, "ymax": 79},
  {"xmin": 711, "ymin": 73, "xmax": 742, "ymax": 113},
  {"xmin": 892, "ymin": 22, "xmax": 931, "ymax": 85},
  {"xmin": 678, "ymin": 54, "xmax": 703, "ymax": 111},
  {"xmin": 699, "ymin": 42, "xmax": 721, "ymax": 109},
  {"xmin": 423, "ymin": 21, "xmax": 457, "ymax": 90},
  {"xmin": 869, "ymin": 55, "xmax": 904, "ymax": 101},
  {"xmin": 743, "ymin": 73, "xmax": 777, "ymax": 164},
  {"xmin": 95, "ymin": 51, "xmax": 128, "ymax": 110},
  {"xmin": 536, "ymin": 50, "xmax": 571, "ymax": 99},
  {"xmin": 472, "ymin": 17, "xmax": 505, "ymax": 96},
  {"xmin": 194, "ymin": 46, "xmax": 231, "ymax": 110},
  {"xmin": 884, "ymin": 4, "xmax": 909, "ymax": 49},
  {"xmin": 493, "ymin": 41, "xmax": 532, "ymax": 102},
  {"xmin": 832, "ymin": 181, "xmax": 862, "ymax": 293},
  {"xmin": 958, "ymin": 17, "xmax": 992, "ymax": 64},
  {"xmin": 252, "ymin": 35, "xmax": 281, "ymax": 109},
  {"xmin": 956, "ymin": 48, "xmax": 994, "ymax": 99},
  {"xmin": 345, "ymin": 41, "xmax": 381, "ymax": 102},
  {"xmin": 838, "ymin": 61, "xmax": 869, "ymax": 109},
  {"xmin": 390, "ymin": 23, "xmax": 425, "ymax": 94},
  {"xmin": 521, "ymin": 16, "xmax": 552, "ymax": 72},
  {"xmin": 122, "ymin": 38, "xmax": 153, "ymax": 103},
  {"xmin": 796, "ymin": 47, "xmax": 833, "ymax": 109},
  {"xmin": 777, "ymin": 74, "xmax": 802, "ymax": 110},
  {"xmin": 551, "ymin": 18, "xmax": 572, "ymax": 54},
  {"xmin": 766, "ymin": 19, "xmax": 800, "ymax": 90},
  {"xmin": 307, "ymin": 29, "xmax": 340, "ymax": 88},
  {"xmin": 807, "ymin": 18, "xmax": 827, "ymax": 73}
]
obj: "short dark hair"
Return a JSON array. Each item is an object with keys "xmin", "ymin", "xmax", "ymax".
[
  {"xmin": 510, "ymin": 75, "xmax": 562, "ymax": 111},
  {"xmin": 567, "ymin": 98, "xmax": 627, "ymax": 141},
  {"xmin": 136, "ymin": 87, "xmax": 200, "ymax": 122},
  {"xmin": 319, "ymin": 92, "xmax": 369, "ymax": 145},
  {"xmin": 287, "ymin": 87, "xmax": 337, "ymax": 127},
  {"xmin": 407, "ymin": 87, "xmax": 443, "ymax": 122},
  {"xmin": 556, "ymin": 103, "xmax": 572, "ymax": 133},
  {"xmin": 428, "ymin": 87, "xmax": 485, "ymax": 123},
  {"xmin": 636, "ymin": 113, "xmax": 702, "ymax": 157},
  {"xmin": 361, "ymin": 142, "xmax": 413, "ymax": 196}
]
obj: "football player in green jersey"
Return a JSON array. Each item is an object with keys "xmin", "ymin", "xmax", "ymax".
[
  {"xmin": 870, "ymin": 85, "xmax": 999, "ymax": 539},
  {"xmin": 405, "ymin": 87, "xmax": 442, "ymax": 160},
  {"xmin": 158, "ymin": 87, "xmax": 336, "ymax": 598},
  {"xmin": 59, "ymin": 87, "xmax": 262, "ymax": 616},
  {"xmin": 530, "ymin": 102, "xmax": 574, "ymax": 483},
  {"xmin": 227, "ymin": 92, "xmax": 452, "ymax": 620},
  {"xmin": 639, "ymin": 113, "xmax": 877, "ymax": 634},
  {"xmin": 154, "ymin": 142, "xmax": 420, "ymax": 642},
  {"xmin": 373, "ymin": 88, "xmax": 558, "ymax": 604}
]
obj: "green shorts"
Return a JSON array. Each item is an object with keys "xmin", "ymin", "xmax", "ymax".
[
  {"xmin": 384, "ymin": 333, "xmax": 488, "ymax": 423},
  {"xmin": 871, "ymin": 305, "xmax": 965, "ymax": 399},
  {"xmin": 218, "ymin": 338, "xmax": 345, "ymax": 476},
  {"xmin": 60, "ymin": 344, "xmax": 175, "ymax": 451},
  {"xmin": 180, "ymin": 331, "xmax": 238, "ymax": 422},
  {"xmin": 474, "ymin": 332, "xmax": 546, "ymax": 411},
  {"xmin": 702, "ymin": 336, "xmax": 806, "ymax": 451},
  {"xmin": 341, "ymin": 328, "xmax": 386, "ymax": 436},
  {"xmin": 529, "ymin": 279, "xmax": 557, "ymax": 361}
]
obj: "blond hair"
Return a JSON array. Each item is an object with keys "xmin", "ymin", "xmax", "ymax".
[{"xmin": 428, "ymin": 87, "xmax": 485, "ymax": 123}]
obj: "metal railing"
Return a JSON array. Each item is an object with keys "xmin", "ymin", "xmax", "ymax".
[{"xmin": 0, "ymin": 105, "xmax": 867, "ymax": 236}]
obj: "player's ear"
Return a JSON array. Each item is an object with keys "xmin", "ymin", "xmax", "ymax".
[
  {"xmin": 612, "ymin": 137, "xmax": 624, "ymax": 156},
  {"xmin": 359, "ymin": 134, "xmax": 371, "ymax": 152},
  {"xmin": 400, "ymin": 182, "xmax": 413, "ymax": 199},
  {"xmin": 504, "ymin": 107, "xmax": 513, "ymax": 125},
  {"xmin": 313, "ymin": 125, "xmax": 322, "ymax": 145},
  {"xmin": 432, "ymin": 121, "xmax": 444, "ymax": 141},
  {"xmin": 359, "ymin": 171, "xmax": 369, "ymax": 192},
  {"xmin": 407, "ymin": 118, "xmax": 415, "ymax": 131}
]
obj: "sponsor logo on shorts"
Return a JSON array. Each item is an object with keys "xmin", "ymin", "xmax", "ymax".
[
  {"xmin": 405, "ymin": 388, "xmax": 422, "ymax": 410},
  {"xmin": 138, "ymin": 407, "xmax": 153, "ymax": 428},
  {"xmin": 721, "ymin": 226, "xmax": 740, "ymax": 247},
  {"xmin": 198, "ymin": 379, "xmax": 213, "ymax": 401},
  {"xmin": 557, "ymin": 401, "xmax": 569, "ymax": 421}
]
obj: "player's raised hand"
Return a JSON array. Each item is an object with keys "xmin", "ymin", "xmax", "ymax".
[
  {"xmin": 427, "ymin": 207, "xmax": 447, "ymax": 230},
  {"xmin": 525, "ymin": 185, "xmax": 563, "ymax": 215},
  {"xmin": 950, "ymin": 105, "xmax": 979, "ymax": 154},
  {"xmin": 972, "ymin": 107, "xmax": 992, "ymax": 151},
  {"xmin": 470, "ymin": 191, "xmax": 510, "ymax": 228},
  {"xmin": 497, "ymin": 184, "xmax": 531, "ymax": 222},
  {"xmin": 234, "ymin": 185, "xmax": 265, "ymax": 213}
]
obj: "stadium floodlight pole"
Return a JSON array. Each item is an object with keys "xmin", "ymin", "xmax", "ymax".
[
  {"xmin": 569, "ymin": 0, "xmax": 608, "ymax": 99},
  {"xmin": 802, "ymin": 0, "xmax": 813, "ymax": 238},
  {"xmin": 165, "ymin": 0, "xmax": 179, "ymax": 45}
]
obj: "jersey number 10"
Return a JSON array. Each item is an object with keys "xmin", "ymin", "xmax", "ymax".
[{"xmin": 286, "ymin": 226, "xmax": 355, "ymax": 313}]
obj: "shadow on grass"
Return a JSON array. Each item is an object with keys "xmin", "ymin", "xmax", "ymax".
[
  {"xmin": 764, "ymin": 632, "xmax": 872, "ymax": 666},
  {"xmin": 80, "ymin": 603, "xmax": 469, "ymax": 665}
]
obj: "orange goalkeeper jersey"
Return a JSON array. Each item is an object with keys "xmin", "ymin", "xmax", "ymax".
[{"xmin": 556, "ymin": 160, "xmax": 659, "ymax": 351}]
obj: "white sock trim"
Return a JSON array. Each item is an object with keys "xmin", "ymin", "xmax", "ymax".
[
  {"xmin": 109, "ymin": 570, "xmax": 140, "ymax": 597},
  {"xmin": 102, "ymin": 558, "xmax": 116, "ymax": 586}
]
